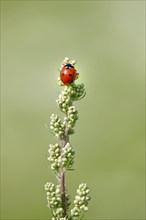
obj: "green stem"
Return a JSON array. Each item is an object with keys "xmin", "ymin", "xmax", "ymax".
[
  {"xmin": 60, "ymin": 169, "xmax": 66, "ymax": 217},
  {"xmin": 59, "ymin": 138, "xmax": 67, "ymax": 217}
]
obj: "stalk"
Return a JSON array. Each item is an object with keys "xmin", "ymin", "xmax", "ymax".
[
  {"xmin": 59, "ymin": 138, "xmax": 67, "ymax": 217},
  {"xmin": 44, "ymin": 57, "xmax": 91, "ymax": 220}
]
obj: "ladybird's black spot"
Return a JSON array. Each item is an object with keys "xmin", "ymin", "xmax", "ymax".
[
  {"xmin": 62, "ymin": 73, "xmax": 65, "ymax": 76},
  {"xmin": 64, "ymin": 64, "xmax": 74, "ymax": 69},
  {"xmin": 69, "ymin": 74, "xmax": 72, "ymax": 76}
]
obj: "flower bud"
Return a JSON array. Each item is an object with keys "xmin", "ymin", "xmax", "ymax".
[{"xmin": 70, "ymin": 183, "xmax": 91, "ymax": 218}]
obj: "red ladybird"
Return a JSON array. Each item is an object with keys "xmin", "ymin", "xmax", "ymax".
[{"xmin": 60, "ymin": 63, "xmax": 77, "ymax": 85}]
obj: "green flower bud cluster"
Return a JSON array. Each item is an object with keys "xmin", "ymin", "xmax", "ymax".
[
  {"xmin": 70, "ymin": 83, "xmax": 85, "ymax": 100},
  {"xmin": 48, "ymin": 144, "xmax": 61, "ymax": 171},
  {"xmin": 56, "ymin": 87, "xmax": 72, "ymax": 113},
  {"xmin": 70, "ymin": 183, "xmax": 91, "ymax": 218},
  {"xmin": 52, "ymin": 218, "xmax": 67, "ymax": 220},
  {"xmin": 65, "ymin": 106, "xmax": 78, "ymax": 129},
  {"xmin": 45, "ymin": 182, "xmax": 71, "ymax": 219},
  {"xmin": 48, "ymin": 143, "xmax": 75, "ymax": 171},
  {"xmin": 61, "ymin": 143, "xmax": 75, "ymax": 169},
  {"xmin": 56, "ymin": 83, "xmax": 85, "ymax": 114},
  {"xmin": 50, "ymin": 114, "xmax": 64, "ymax": 138},
  {"xmin": 44, "ymin": 182, "xmax": 63, "ymax": 219},
  {"xmin": 66, "ymin": 194, "xmax": 71, "ymax": 210}
]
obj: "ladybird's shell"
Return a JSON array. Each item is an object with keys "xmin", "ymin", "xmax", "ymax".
[{"xmin": 60, "ymin": 65, "xmax": 76, "ymax": 85}]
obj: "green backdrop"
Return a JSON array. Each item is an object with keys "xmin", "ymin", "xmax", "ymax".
[{"xmin": 1, "ymin": 1, "xmax": 145, "ymax": 219}]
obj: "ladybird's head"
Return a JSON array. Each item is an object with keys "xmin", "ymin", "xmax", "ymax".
[{"xmin": 64, "ymin": 63, "xmax": 74, "ymax": 69}]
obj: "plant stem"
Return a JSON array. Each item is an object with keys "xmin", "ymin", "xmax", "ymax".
[
  {"xmin": 59, "ymin": 138, "xmax": 67, "ymax": 217},
  {"xmin": 60, "ymin": 170, "xmax": 66, "ymax": 217},
  {"xmin": 59, "ymin": 97, "xmax": 70, "ymax": 217}
]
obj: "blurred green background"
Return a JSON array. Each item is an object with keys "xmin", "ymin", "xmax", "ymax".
[{"xmin": 1, "ymin": 1, "xmax": 145, "ymax": 219}]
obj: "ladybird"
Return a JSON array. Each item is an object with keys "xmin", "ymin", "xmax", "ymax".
[{"xmin": 60, "ymin": 63, "xmax": 77, "ymax": 85}]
